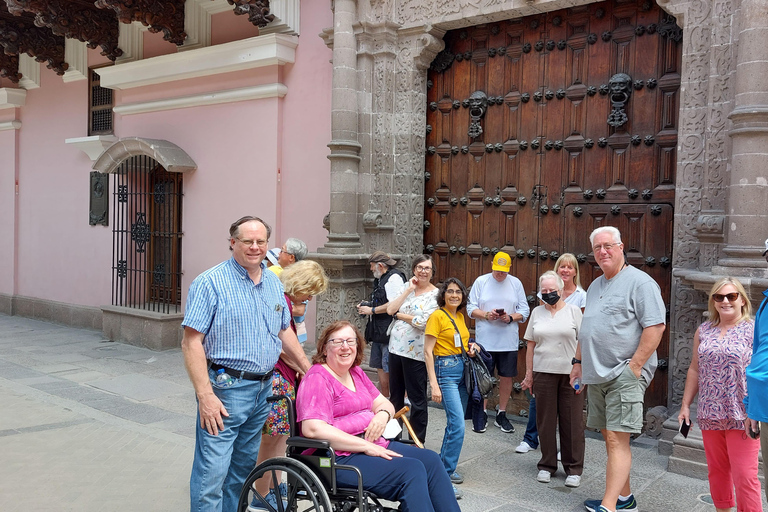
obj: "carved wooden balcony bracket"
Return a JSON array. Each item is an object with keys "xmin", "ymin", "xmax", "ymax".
[
  {"xmin": 0, "ymin": 9, "xmax": 68, "ymax": 75},
  {"xmin": 5, "ymin": 0, "xmax": 122, "ymax": 60},
  {"xmin": 227, "ymin": 0, "xmax": 274, "ymax": 28},
  {"xmin": 94, "ymin": 0, "xmax": 187, "ymax": 45}
]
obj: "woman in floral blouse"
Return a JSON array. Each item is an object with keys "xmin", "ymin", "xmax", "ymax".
[
  {"xmin": 678, "ymin": 277, "xmax": 758, "ymax": 512},
  {"xmin": 385, "ymin": 254, "xmax": 439, "ymax": 444}
]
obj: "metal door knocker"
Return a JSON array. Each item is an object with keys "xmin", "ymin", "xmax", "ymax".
[
  {"xmin": 606, "ymin": 73, "xmax": 632, "ymax": 128},
  {"xmin": 468, "ymin": 90, "xmax": 488, "ymax": 138}
]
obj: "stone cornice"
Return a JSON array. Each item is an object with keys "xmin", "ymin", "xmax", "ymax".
[
  {"xmin": 113, "ymin": 83, "xmax": 287, "ymax": 115},
  {"xmin": 0, "ymin": 87, "xmax": 26, "ymax": 109},
  {"xmin": 0, "ymin": 120, "xmax": 21, "ymax": 130},
  {"xmin": 98, "ymin": 33, "xmax": 298, "ymax": 89}
]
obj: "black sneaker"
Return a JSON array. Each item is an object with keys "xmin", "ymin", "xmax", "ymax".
[
  {"xmin": 494, "ymin": 411, "xmax": 515, "ymax": 433},
  {"xmin": 584, "ymin": 494, "xmax": 638, "ymax": 512},
  {"xmin": 473, "ymin": 411, "xmax": 488, "ymax": 433}
]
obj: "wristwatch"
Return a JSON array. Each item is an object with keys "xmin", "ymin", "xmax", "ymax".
[{"xmin": 571, "ymin": 357, "xmax": 581, "ymax": 365}]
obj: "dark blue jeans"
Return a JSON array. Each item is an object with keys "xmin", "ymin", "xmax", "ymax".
[
  {"xmin": 336, "ymin": 442, "xmax": 460, "ymax": 512},
  {"xmin": 523, "ymin": 396, "xmax": 539, "ymax": 448}
]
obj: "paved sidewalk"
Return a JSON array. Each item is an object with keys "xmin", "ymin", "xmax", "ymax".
[{"xmin": 0, "ymin": 314, "xmax": 755, "ymax": 511}]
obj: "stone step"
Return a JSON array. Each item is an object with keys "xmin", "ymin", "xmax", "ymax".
[{"xmin": 663, "ymin": 407, "xmax": 764, "ymax": 484}]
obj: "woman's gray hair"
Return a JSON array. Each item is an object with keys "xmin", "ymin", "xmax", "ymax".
[
  {"xmin": 589, "ymin": 226, "xmax": 622, "ymax": 247},
  {"xmin": 283, "ymin": 238, "xmax": 308, "ymax": 261},
  {"xmin": 539, "ymin": 270, "xmax": 564, "ymax": 291}
]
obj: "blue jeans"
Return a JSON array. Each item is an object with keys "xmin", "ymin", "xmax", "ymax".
[
  {"xmin": 523, "ymin": 396, "xmax": 539, "ymax": 448},
  {"xmin": 336, "ymin": 442, "xmax": 460, "ymax": 512},
  {"xmin": 434, "ymin": 354, "xmax": 468, "ymax": 474},
  {"xmin": 190, "ymin": 368, "xmax": 272, "ymax": 512}
]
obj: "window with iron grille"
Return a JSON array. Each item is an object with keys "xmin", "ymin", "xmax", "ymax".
[
  {"xmin": 89, "ymin": 69, "xmax": 113, "ymax": 135},
  {"xmin": 112, "ymin": 155, "xmax": 183, "ymax": 314}
]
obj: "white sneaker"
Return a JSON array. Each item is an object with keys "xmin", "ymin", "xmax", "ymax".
[
  {"xmin": 515, "ymin": 441, "xmax": 534, "ymax": 453},
  {"xmin": 536, "ymin": 470, "xmax": 551, "ymax": 483},
  {"xmin": 564, "ymin": 475, "xmax": 581, "ymax": 488}
]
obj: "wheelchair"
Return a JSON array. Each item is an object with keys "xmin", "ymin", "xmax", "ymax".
[{"xmin": 237, "ymin": 395, "xmax": 408, "ymax": 512}]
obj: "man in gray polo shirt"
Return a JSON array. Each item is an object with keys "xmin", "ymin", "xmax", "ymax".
[{"xmin": 570, "ymin": 226, "xmax": 666, "ymax": 512}]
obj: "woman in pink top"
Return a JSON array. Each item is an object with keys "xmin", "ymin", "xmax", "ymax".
[
  {"xmin": 679, "ymin": 277, "xmax": 759, "ymax": 512},
  {"xmin": 296, "ymin": 321, "xmax": 459, "ymax": 512}
]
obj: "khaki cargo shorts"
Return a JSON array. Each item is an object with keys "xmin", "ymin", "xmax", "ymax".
[{"xmin": 587, "ymin": 364, "xmax": 648, "ymax": 434}]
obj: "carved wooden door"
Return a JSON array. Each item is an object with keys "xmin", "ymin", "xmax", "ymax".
[{"xmin": 425, "ymin": 0, "xmax": 682, "ymax": 409}]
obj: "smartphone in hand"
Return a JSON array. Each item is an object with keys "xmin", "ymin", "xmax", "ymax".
[
  {"xmin": 495, "ymin": 308, "xmax": 505, "ymax": 315},
  {"xmin": 679, "ymin": 420, "xmax": 690, "ymax": 439},
  {"xmin": 749, "ymin": 424, "xmax": 760, "ymax": 440}
]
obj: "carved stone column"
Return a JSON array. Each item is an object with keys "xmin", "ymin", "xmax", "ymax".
[{"xmin": 719, "ymin": 0, "xmax": 768, "ymax": 273}]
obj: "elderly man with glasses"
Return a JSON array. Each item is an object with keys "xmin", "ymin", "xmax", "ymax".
[
  {"xmin": 266, "ymin": 237, "xmax": 309, "ymax": 277},
  {"xmin": 181, "ymin": 216, "xmax": 310, "ymax": 512},
  {"xmin": 570, "ymin": 226, "xmax": 666, "ymax": 512}
]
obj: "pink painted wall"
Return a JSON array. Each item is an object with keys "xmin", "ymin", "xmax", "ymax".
[
  {"xmin": 0, "ymin": 111, "xmax": 18, "ymax": 296},
  {"xmin": 15, "ymin": 68, "xmax": 113, "ymax": 305},
  {"xmin": 6, "ymin": 0, "xmax": 333, "ymax": 320},
  {"xmin": 210, "ymin": 11, "xmax": 259, "ymax": 45}
]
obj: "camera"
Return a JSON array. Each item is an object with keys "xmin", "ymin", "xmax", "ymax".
[{"xmin": 359, "ymin": 301, "xmax": 373, "ymax": 308}]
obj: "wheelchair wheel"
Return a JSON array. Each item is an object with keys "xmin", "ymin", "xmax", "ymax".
[{"xmin": 238, "ymin": 456, "xmax": 332, "ymax": 512}]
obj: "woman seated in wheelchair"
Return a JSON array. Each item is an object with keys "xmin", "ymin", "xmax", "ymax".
[{"xmin": 297, "ymin": 320, "xmax": 461, "ymax": 512}]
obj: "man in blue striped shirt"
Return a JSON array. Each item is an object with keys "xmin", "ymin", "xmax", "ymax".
[{"xmin": 181, "ymin": 216, "xmax": 310, "ymax": 512}]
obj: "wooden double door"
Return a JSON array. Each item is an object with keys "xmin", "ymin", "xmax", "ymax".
[{"xmin": 424, "ymin": 0, "xmax": 682, "ymax": 408}]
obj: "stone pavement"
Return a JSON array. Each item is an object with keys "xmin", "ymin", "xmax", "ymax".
[{"xmin": 0, "ymin": 313, "xmax": 760, "ymax": 511}]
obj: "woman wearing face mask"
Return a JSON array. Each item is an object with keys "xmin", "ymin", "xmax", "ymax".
[{"xmin": 521, "ymin": 270, "xmax": 585, "ymax": 487}]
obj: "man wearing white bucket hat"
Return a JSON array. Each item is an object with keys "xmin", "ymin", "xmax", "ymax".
[{"xmin": 467, "ymin": 251, "xmax": 530, "ymax": 435}]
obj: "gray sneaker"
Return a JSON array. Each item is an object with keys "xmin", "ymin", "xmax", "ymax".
[{"xmin": 452, "ymin": 483, "xmax": 464, "ymax": 500}]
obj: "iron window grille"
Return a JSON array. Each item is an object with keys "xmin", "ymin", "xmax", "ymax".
[
  {"xmin": 111, "ymin": 155, "xmax": 183, "ymax": 314},
  {"xmin": 89, "ymin": 69, "xmax": 113, "ymax": 135}
]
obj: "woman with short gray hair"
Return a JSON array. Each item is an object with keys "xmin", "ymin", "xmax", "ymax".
[{"xmin": 522, "ymin": 270, "xmax": 585, "ymax": 487}]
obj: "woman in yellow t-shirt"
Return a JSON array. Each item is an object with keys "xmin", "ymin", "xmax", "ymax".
[{"xmin": 424, "ymin": 277, "xmax": 477, "ymax": 499}]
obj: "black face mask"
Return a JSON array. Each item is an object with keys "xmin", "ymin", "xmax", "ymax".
[{"xmin": 541, "ymin": 291, "xmax": 560, "ymax": 306}]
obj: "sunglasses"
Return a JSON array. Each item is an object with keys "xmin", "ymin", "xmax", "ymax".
[{"xmin": 712, "ymin": 292, "xmax": 740, "ymax": 303}]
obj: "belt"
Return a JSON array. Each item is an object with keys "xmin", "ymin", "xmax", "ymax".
[{"xmin": 208, "ymin": 361, "xmax": 273, "ymax": 381}]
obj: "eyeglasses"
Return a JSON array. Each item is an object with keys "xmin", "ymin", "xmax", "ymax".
[
  {"xmin": 712, "ymin": 292, "xmax": 740, "ymax": 303},
  {"xmin": 592, "ymin": 242, "xmax": 622, "ymax": 252},
  {"xmin": 235, "ymin": 237, "xmax": 268, "ymax": 248},
  {"xmin": 415, "ymin": 265, "xmax": 433, "ymax": 273},
  {"xmin": 445, "ymin": 289, "xmax": 463, "ymax": 295},
  {"xmin": 328, "ymin": 338, "xmax": 357, "ymax": 347}
]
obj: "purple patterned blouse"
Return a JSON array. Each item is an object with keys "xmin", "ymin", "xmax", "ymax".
[{"xmin": 697, "ymin": 319, "xmax": 755, "ymax": 430}]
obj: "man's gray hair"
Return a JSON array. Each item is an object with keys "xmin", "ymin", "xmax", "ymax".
[
  {"xmin": 284, "ymin": 238, "xmax": 308, "ymax": 261},
  {"xmin": 589, "ymin": 226, "xmax": 622, "ymax": 247}
]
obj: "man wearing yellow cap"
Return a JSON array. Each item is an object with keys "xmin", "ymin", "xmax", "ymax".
[{"xmin": 467, "ymin": 251, "xmax": 530, "ymax": 433}]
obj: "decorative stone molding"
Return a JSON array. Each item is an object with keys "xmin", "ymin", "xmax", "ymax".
[
  {"xmin": 645, "ymin": 405, "xmax": 670, "ymax": 439},
  {"xmin": 65, "ymin": 135, "xmax": 119, "ymax": 161},
  {"xmin": 260, "ymin": 0, "xmax": 300, "ymax": 36},
  {"xmin": 62, "ymin": 38, "xmax": 88, "ymax": 83},
  {"xmin": 180, "ymin": 0, "xmax": 231, "ymax": 52},
  {"xmin": 113, "ymin": 83, "xmax": 287, "ymax": 115},
  {"xmin": 116, "ymin": 21, "xmax": 147, "ymax": 63},
  {"xmin": 0, "ymin": 87, "xmax": 26, "ymax": 109},
  {"xmin": 695, "ymin": 211, "xmax": 724, "ymax": 243},
  {"xmin": 98, "ymin": 33, "xmax": 297, "ymax": 89},
  {"xmin": 94, "ymin": 137, "xmax": 197, "ymax": 174},
  {"xmin": 0, "ymin": 120, "xmax": 21, "ymax": 131},
  {"xmin": 18, "ymin": 53, "xmax": 39, "ymax": 89}
]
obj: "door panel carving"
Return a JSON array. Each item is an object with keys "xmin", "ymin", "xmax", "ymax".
[{"xmin": 425, "ymin": 0, "xmax": 681, "ymax": 409}]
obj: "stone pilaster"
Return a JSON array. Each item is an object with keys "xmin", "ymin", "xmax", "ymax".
[{"xmin": 717, "ymin": 0, "xmax": 768, "ymax": 273}]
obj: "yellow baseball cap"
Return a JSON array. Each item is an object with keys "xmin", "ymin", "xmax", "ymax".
[{"xmin": 492, "ymin": 251, "xmax": 511, "ymax": 272}]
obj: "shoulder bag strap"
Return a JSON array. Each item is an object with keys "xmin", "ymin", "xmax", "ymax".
[{"xmin": 440, "ymin": 308, "xmax": 469, "ymax": 357}]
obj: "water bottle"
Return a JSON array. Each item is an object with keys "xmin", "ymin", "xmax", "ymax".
[
  {"xmin": 572, "ymin": 378, "xmax": 582, "ymax": 391},
  {"xmin": 216, "ymin": 368, "xmax": 235, "ymax": 387}
]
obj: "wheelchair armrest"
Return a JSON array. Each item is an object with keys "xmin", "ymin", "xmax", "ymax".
[{"xmin": 286, "ymin": 436, "xmax": 330, "ymax": 450}]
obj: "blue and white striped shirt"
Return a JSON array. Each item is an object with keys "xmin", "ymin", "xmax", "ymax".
[{"xmin": 182, "ymin": 257, "xmax": 290, "ymax": 373}]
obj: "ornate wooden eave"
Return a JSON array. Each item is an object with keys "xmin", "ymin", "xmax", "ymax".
[
  {"xmin": 0, "ymin": 50, "xmax": 21, "ymax": 82},
  {"xmin": 5, "ymin": 0, "xmax": 122, "ymax": 60},
  {"xmin": 228, "ymin": 0, "xmax": 274, "ymax": 28},
  {"xmin": 0, "ymin": 5, "xmax": 67, "ymax": 75},
  {"xmin": 94, "ymin": 0, "xmax": 187, "ymax": 45}
]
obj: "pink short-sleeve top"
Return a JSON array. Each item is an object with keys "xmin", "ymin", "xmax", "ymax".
[
  {"xmin": 696, "ymin": 319, "xmax": 754, "ymax": 431},
  {"xmin": 296, "ymin": 364, "xmax": 388, "ymax": 456}
]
